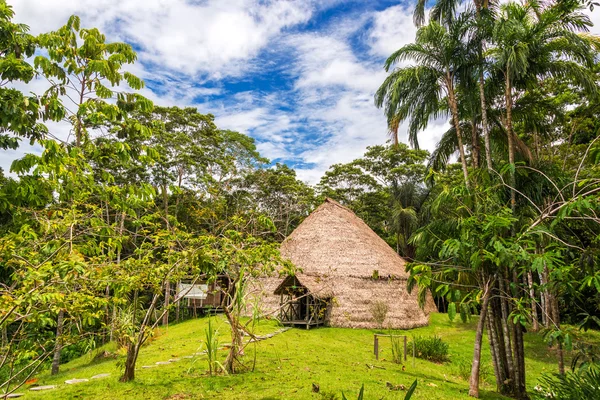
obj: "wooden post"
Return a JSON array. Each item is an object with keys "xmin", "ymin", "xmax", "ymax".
[
  {"xmin": 404, "ymin": 336, "xmax": 408, "ymax": 361},
  {"xmin": 374, "ymin": 335, "xmax": 379, "ymax": 360}
]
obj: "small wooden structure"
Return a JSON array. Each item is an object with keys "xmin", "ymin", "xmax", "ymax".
[
  {"xmin": 179, "ymin": 276, "xmax": 229, "ymax": 316},
  {"xmin": 274, "ymin": 275, "xmax": 330, "ymax": 329}
]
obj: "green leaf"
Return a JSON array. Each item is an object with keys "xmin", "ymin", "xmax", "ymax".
[
  {"xmin": 405, "ymin": 379, "xmax": 418, "ymax": 400},
  {"xmin": 448, "ymin": 302, "xmax": 456, "ymax": 322}
]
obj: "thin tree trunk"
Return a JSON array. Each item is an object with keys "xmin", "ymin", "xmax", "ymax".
[
  {"xmin": 51, "ymin": 310, "xmax": 64, "ymax": 375},
  {"xmin": 479, "ymin": 70, "xmax": 493, "ymax": 170},
  {"xmin": 447, "ymin": 79, "xmax": 470, "ymax": 186},
  {"xmin": 469, "ymin": 279, "xmax": 492, "ymax": 397},
  {"xmin": 505, "ymin": 73, "xmax": 516, "ymax": 211},
  {"xmin": 557, "ymin": 342, "xmax": 565, "ymax": 375},
  {"xmin": 527, "ymin": 271, "xmax": 539, "ymax": 332},
  {"xmin": 514, "ymin": 321, "xmax": 527, "ymax": 398},
  {"xmin": 175, "ymin": 281, "xmax": 180, "ymax": 323},
  {"xmin": 533, "ymin": 125, "xmax": 540, "ymax": 160},
  {"xmin": 486, "ymin": 311, "xmax": 502, "ymax": 393},
  {"xmin": 162, "ymin": 280, "xmax": 170, "ymax": 326},
  {"xmin": 539, "ymin": 270, "xmax": 548, "ymax": 327},
  {"xmin": 75, "ymin": 77, "xmax": 86, "ymax": 147},
  {"xmin": 473, "ymin": 0, "xmax": 492, "ymax": 170},
  {"xmin": 471, "ymin": 120, "xmax": 480, "ymax": 169},
  {"xmin": 1, "ymin": 326, "xmax": 7, "ymax": 348},
  {"xmin": 549, "ymin": 290, "xmax": 565, "ymax": 375},
  {"xmin": 488, "ymin": 299, "xmax": 509, "ymax": 393},
  {"xmin": 498, "ymin": 277, "xmax": 515, "ymax": 385}
]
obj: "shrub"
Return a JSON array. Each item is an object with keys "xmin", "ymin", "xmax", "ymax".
[
  {"xmin": 454, "ymin": 359, "xmax": 492, "ymax": 383},
  {"xmin": 390, "ymin": 334, "xmax": 403, "ymax": 364},
  {"xmin": 369, "ymin": 301, "xmax": 389, "ymax": 329},
  {"xmin": 533, "ymin": 367, "xmax": 600, "ymax": 399},
  {"xmin": 410, "ymin": 335, "xmax": 449, "ymax": 363}
]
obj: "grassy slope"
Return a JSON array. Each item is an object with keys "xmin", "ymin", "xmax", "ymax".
[{"xmin": 21, "ymin": 313, "xmax": 600, "ymax": 400}]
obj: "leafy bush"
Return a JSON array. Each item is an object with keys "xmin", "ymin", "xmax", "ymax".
[
  {"xmin": 454, "ymin": 359, "xmax": 492, "ymax": 383},
  {"xmin": 410, "ymin": 335, "xmax": 449, "ymax": 363},
  {"xmin": 533, "ymin": 367, "xmax": 600, "ymax": 399}
]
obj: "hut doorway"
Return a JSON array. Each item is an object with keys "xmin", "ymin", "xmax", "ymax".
[{"xmin": 274, "ymin": 276, "xmax": 329, "ymax": 329}]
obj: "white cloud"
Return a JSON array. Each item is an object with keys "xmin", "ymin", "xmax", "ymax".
[
  {"xmin": 12, "ymin": 0, "xmax": 314, "ymax": 78},
  {"xmin": 368, "ymin": 4, "xmax": 418, "ymax": 59},
  {"xmin": 5, "ymin": 1, "xmax": 445, "ymax": 186}
]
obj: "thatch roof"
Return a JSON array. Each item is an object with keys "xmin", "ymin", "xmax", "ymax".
[
  {"xmin": 280, "ymin": 198, "xmax": 410, "ymax": 279},
  {"xmin": 248, "ymin": 198, "xmax": 434, "ymax": 329}
]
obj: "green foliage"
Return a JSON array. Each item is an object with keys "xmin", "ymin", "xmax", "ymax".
[
  {"xmin": 447, "ymin": 302, "xmax": 457, "ymax": 322},
  {"xmin": 389, "ymin": 333, "xmax": 404, "ymax": 364},
  {"xmin": 455, "ymin": 359, "xmax": 492, "ymax": 383},
  {"xmin": 405, "ymin": 379, "xmax": 418, "ymax": 399},
  {"xmin": 204, "ymin": 316, "xmax": 222, "ymax": 376},
  {"xmin": 533, "ymin": 368, "xmax": 600, "ymax": 399},
  {"xmin": 410, "ymin": 335, "xmax": 450, "ymax": 363}
]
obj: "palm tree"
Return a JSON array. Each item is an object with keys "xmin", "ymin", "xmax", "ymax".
[
  {"xmin": 388, "ymin": 181, "xmax": 428, "ymax": 260},
  {"xmin": 490, "ymin": 0, "xmax": 599, "ymax": 210},
  {"xmin": 375, "ymin": 17, "xmax": 473, "ymax": 186},
  {"xmin": 415, "ymin": 0, "xmax": 498, "ymax": 171}
]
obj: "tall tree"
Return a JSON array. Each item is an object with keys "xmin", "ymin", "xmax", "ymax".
[{"xmin": 375, "ymin": 18, "xmax": 473, "ymax": 186}]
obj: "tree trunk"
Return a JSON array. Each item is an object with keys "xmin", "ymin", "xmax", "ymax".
[
  {"xmin": 223, "ymin": 307, "xmax": 244, "ymax": 374},
  {"xmin": 549, "ymin": 288, "xmax": 565, "ymax": 375},
  {"xmin": 527, "ymin": 271, "xmax": 539, "ymax": 332},
  {"xmin": 505, "ymin": 73, "xmax": 516, "ymax": 211},
  {"xmin": 514, "ymin": 322, "xmax": 528, "ymax": 399},
  {"xmin": 533, "ymin": 125, "xmax": 540, "ymax": 160},
  {"xmin": 162, "ymin": 184, "xmax": 169, "ymax": 223},
  {"xmin": 51, "ymin": 309, "xmax": 64, "ymax": 375},
  {"xmin": 120, "ymin": 343, "xmax": 139, "ymax": 382},
  {"xmin": 488, "ymin": 299, "xmax": 509, "ymax": 393},
  {"xmin": 1, "ymin": 325, "xmax": 7, "ymax": 347},
  {"xmin": 175, "ymin": 281, "xmax": 180, "ymax": 323},
  {"xmin": 557, "ymin": 342, "xmax": 565, "ymax": 375},
  {"xmin": 162, "ymin": 280, "xmax": 170, "ymax": 326},
  {"xmin": 498, "ymin": 278, "xmax": 514, "ymax": 385},
  {"xmin": 479, "ymin": 69, "xmax": 493, "ymax": 170},
  {"xmin": 471, "ymin": 120, "xmax": 480, "ymax": 169},
  {"xmin": 486, "ymin": 311, "xmax": 502, "ymax": 393},
  {"xmin": 473, "ymin": 0, "xmax": 492, "ymax": 170},
  {"xmin": 447, "ymin": 79, "xmax": 470, "ymax": 186},
  {"xmin": 469, "ymin": 279, "xmax": 492, "ymax": 397},
  {"xmin": 539, "ymin": 269, "xmax": 548, "ymax": 327},
  {"xmin": 75, "ymin": 77, "xmax": 86, "ymax": 147}
]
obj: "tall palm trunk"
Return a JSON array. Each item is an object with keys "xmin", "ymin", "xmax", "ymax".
[
  {"xmin": 474, "ymin": 0, "xmax": 493, "ymax": 170},
  {"xmin": 505, "ymin": 73, "xmax": 516, "ymax": 211},
  {"xmin": 479, "ymin": 70, "xmax": 493, "ymax": 170},
  {"xmin": 447, "ymin": 77, "xmax": 469, "ymax": 186},
  {"xmin": 471, "ymin": 120, "xmax": 480, "ymax": 169}
]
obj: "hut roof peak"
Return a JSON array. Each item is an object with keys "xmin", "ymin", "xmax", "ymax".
[{"xmin": 281, "ymin": 198, "xmax": 408, "ymax": 279}]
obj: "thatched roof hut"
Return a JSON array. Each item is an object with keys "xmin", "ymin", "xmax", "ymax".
[{"xmin": 249, "ymin": 198, "xmax": 434, "ymax": 329}]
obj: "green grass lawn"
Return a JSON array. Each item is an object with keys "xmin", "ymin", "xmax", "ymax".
[{"xmin": 18, "ymin": 313, "xmax": 600, "ymax": 399}]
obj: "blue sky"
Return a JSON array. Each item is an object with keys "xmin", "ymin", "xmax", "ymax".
[{"xmin": 6, "ymin": 0, "xmax": 600, "ymax": 183}]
